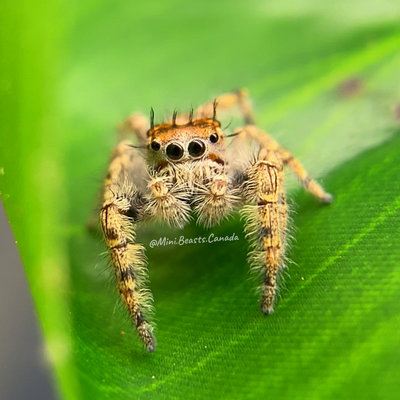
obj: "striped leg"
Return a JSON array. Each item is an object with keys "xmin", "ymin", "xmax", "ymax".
[
  {"xmin": 100, "ymin": 142, "xmax": 156, "ymax": 352},
  {"xmin": 237, "ymin": 124, "xmax": 332, "ymax": 313},
  {"xmin": 195, "ymin": 89, "xmax": 255, "ymax": 124},
  {"xmin": 242, "ymin": 148, "xmax": 287, "ymax": 314},
  {"xmin": 101, "ymin": 194, "xmax": 156, "ymax": 352},
  {"xmin": 279, "ymin": 150, "xmax": 333, "ymax": 203},
  {"xmin": 239, "ymin": 125, "xmax": 333, "ymax": 203},
  {"xmin": 87, "ymin": 112, "xmax": 149, "ymax": 231}
]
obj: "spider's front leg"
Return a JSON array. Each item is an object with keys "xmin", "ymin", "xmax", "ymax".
[
  {"xmin": 100, "ymin": 142, "xmax": 156, "ymax": 352},
  {"xmin": 237, "ymin": 125, "xmax": 332, "ymax": 314},
  {"xmin": 242, "ymin": 148, "xmax": 287, "ymax": 315}
]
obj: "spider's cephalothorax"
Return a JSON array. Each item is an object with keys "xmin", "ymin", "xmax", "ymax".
[{"xmin": 99, "ymin": 90, "xmax": 332, "ymax": 352}]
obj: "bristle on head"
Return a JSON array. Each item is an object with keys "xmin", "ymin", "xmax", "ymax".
[
  {"xmin": 212, "ymin": 99, "xmax": 218, "ymax": 121},
  {"xmin": 172, "ymin": 110, "xmax": 178, "ymax": 126},
  {"xmin": 188, "ymin": 107, "xmax": 194, "ymax": 124},
  {"xmin": 150, "ymin": 108, "xmax": 155, "ymax": 130}
]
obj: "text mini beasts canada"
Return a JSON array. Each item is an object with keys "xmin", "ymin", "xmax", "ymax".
[{"xmin": 99, "ymin": 89, "xmax": 332, "ymax": 352}]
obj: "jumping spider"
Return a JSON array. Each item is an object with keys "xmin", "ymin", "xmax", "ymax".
[{"xmin": 100, "ymin": 90, "xmax": 332, "ymax": 352}]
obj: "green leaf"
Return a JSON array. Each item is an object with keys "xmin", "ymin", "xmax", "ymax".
[{"xmin": 1, "ymin": 0, "xmax": 400, "ymax": 399}]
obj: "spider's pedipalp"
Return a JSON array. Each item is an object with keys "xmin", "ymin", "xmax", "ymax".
[
  {"xmin": 146, "ymin": 175, "xmax": 192, "ymax": 228},
  {"xmin": 193, "ymin": 175, "xmax": 241, "ymax": 228}
]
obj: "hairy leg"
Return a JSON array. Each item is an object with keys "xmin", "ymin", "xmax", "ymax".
[
  {"xmin": 117, "ymin": 112, "xmax": 149, "ymax": 144},
  {"xmin": 236, "ymin": 125, "xmax": 333, "ymax": 203},
  {"xmin": 241, "ymin": 148, "xmax": 287, "ymax": 314},
  {"xmin": 194, "ymin": 89, "xmax": 255, "ymax": 124},
  {"xmin": 87, "ymin": 112, "xmax": 149, "ymax": 231},
  {"xmin": 100, "ymin": 142, "xmax": 156, "ymax": 352}
]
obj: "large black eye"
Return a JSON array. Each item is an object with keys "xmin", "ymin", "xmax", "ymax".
[
  {"xmin": 188, "ymin": 140, "xmax": 206, "ymax": 158},
  {"xmin": 151, "ymin": 141, "xmax": 161, "ymax": 151},
  {"xmin": 209, "ymin": 133, "xmax": 218, "ymax": 143},
  {"xmin": 166, "ymin": 143, "xmax": 184, "ymax": 160}
]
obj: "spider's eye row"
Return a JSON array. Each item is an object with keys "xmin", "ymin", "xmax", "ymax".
[
  {"xmin": 188, "ymin": 140, "xmax": 206, "ymax": 158},
  {"xmin": 151, "ymin": 141, "xmax": 161, "ymax": 151},
  {"xmin": 209, "ymin": 133, "xmax": 218, "ymax": 143},
  {"xmin": 166, "ymin": 143, "xmax": 184, "ymax": 160}
]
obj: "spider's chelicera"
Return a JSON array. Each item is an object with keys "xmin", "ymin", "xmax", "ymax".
[{"xmin": 99, "ymin": 89, "xmax": 332, "ymax": 352}]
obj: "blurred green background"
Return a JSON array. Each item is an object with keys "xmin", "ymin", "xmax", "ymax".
[{"xmin": 1, "ymin": 0, "xmax": 400, "ymax": 399}]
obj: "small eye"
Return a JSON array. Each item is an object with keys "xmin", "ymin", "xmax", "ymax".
[
  {"xmin": 188, "ymin": 140, "xmax": 206, "ymax": 158},
  {"xmin": 166, "ymin": 143, "xmax": 184, "ymax": 160},
  {"xmin": 209, "ymin": 133, "xmax": 218, "ymax": 143},
  {"xmin": 151, "ymin": 141, "xmax": 161, "ymax": 151}
]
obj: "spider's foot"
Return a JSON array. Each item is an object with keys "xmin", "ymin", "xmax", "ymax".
[
  {"xmin": 320, "ymin": 192, "xmax": 334, "ymax": 204},
  {"xmin": 137, "ymin": 321, "xmax": 157, "ymax": 353},
  {"xmin": 261, "ymin": 287, "xmax": 276, "ymax": 315},
  {"xmin": 261, "ymin": 303, "xmax": 275, "ymax": 315}
]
